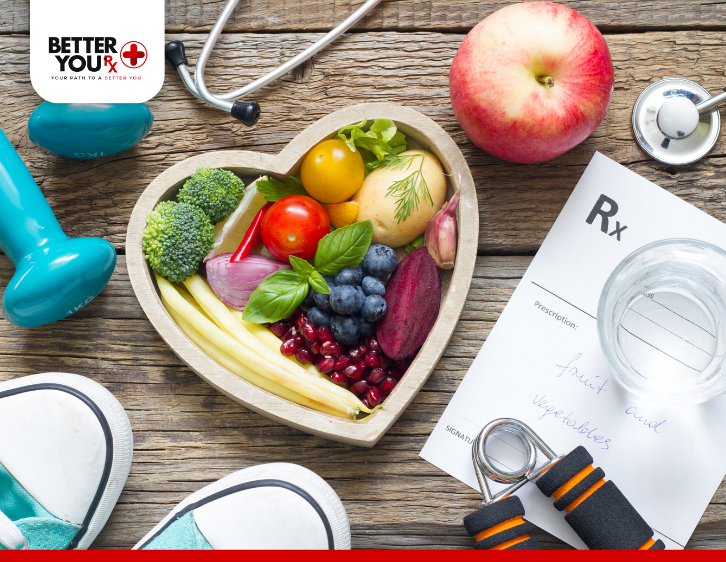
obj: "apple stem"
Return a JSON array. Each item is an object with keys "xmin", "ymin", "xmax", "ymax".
[{"xmin": 537, "ymin": 76, "xmax": 555, "ymax": 88}]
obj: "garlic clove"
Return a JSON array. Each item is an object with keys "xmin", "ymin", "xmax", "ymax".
[{"xmin": 425, "ymin": 188, "xmax": 460, "ymax": 269}]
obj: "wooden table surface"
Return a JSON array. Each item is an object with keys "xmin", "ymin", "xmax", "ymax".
[{"xmin": 2, "ymin": 0, "xmax": 726, "ymax": 549}]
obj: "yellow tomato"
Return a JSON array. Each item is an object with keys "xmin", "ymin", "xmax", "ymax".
[{"xmin": 301, "ymin": 139, "xmax": 365, "ymax": 203}]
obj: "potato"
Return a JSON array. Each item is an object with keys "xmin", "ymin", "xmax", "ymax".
[{"xmin": 353, "ymin": 150, "xmax": 447, "ymax": 247}]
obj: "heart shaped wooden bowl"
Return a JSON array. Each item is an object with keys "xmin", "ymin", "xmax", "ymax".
[{"xmin": 126, "ymin": 103, "xmax": 478, "ymax": 447}]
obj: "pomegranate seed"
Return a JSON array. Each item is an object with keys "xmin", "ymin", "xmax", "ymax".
[
  {"xmin": 300, "ymin": 323, "xmax": 317, "ymax": 342},
  {"xmin": 317, "ymin": 326, "xmax": 334, "ymax": 343},
  {"xmin": 309, "ymin": 340, "xmax": 321, "ymax": 355},
  {"xmin": 379, "ymin": 376, "xmax": 397, "ymax": 394},
  {"xmin": 321, "ymin": 341, "xmax": 342, "ymax": 359},
  {"xmin": 358, "ymin": 344, "xmax": 367, "ymax": 356},
  {"xmin": 315, "ymin": 356, "xmax": 336, "ymax": 374},
  {"xmin": 296, "ymin": 347, "xmax": 314, "ymax": 364},
  {"xmin": 344, "ymin": 363, "xmax": 365, "ymax": 380},
  {"xmin": 379, "ymin": 354, "xmax": 389, "ymax": 369},
  {"xmin": 366, "ymin": 386, "xmax": 381, "ymax": 407},
  {"xmin": 365, "ymin": 351, "xmax": 381, "ymax": 369},
  {"xmin": 295, "ymin": 314, "xmax": 309, "ymax": 330},
  {"xmin": 330, "ymin": 371, "xmax": 350, "ymax": 388},
  {"xmin": 270, "ymin": 322, "xmax": 286, "ymax": 337},
  {"xmin": 349, "ymin": 348, "xmax": 363, "ymax": 363},
  {"xmin": 349, "ymin": 380, "xmax": 369, "ymax": 395},
  {"xmin": 335, "ymin": 355, "xmax": 352, "ymax": 371},
  {"xmin": 361, "ymin": 396, "xmax": 372, "ymax": 409},
  {"xmin": 280, "ymin": 338, "xmax": 299, "ymax": 356},
  {"xmin": 292, "ymin": 307, "xmax": 303, "ymax": 319},
  {"xmin": 368, "ymin": 367, "xmax": 386, "ymax": 386},
  {"xmin": 293, "ymin": 335, "xmax": 304, "ymax": 347},
  {"xmin": 367, "ymin": 337, "xmax": 381, "ymax": 353}
]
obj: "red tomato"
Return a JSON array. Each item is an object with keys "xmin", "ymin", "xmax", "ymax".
[{"xmin": 261, "ymin": 195, "xmax": 330, "ymax": 261}]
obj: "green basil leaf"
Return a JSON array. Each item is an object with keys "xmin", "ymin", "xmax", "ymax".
[
  {"xmin": 309, "ymin": 270, "xmax": 330, "ymax": 295},
  {"xmin": 289, "ymin": 255, "xmax": 315, "ymax": 278},
  {"xmin": 256, "ymin": 175, "xmax": 308, "ymax": 202},
  {"xmin": 314, "ymin": 221, "xmax": 373, "ymax": 275},
  {"xmin": 242, "ymin": 270, "xmax": 309, "ymax": 323},
  {"xmin": 405, "ymin": 233, "xmax": 425, "ymax": 252}
]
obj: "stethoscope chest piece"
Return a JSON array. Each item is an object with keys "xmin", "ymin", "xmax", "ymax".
[{"xmin": 632, "ymin": 77, "xmax": 720, "ymax": 165}]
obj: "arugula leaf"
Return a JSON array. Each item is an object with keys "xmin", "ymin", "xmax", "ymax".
[
  {"xmin": 405, "ymin": 233, "xmax": 425, "ymax": 252},
  {"xmin": 256, "ymin": 176, "xmax": 308, "ymax": 202},
  {"xmin": 309, "ymin": 270, "xmax": 330, "ymax": 295},
  {"xmin": 314, "ymin": 221, "xmax": 373, "ymax": 275},
  {"xmin": 337, "ymin": 119, "xmax": 408, "ymax": 163},
  {"xmin": 242, "ymin": 270, "xmax": 310, "ymax": 323}
]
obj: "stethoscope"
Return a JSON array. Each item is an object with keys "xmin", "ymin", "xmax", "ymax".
[
  {"xmin": 165, "ymin": 0, "xmax": 384, "ymax": 126},
  {"xmin": 632, "ymin": 77, "xmax": 726, "ymax": 165}
]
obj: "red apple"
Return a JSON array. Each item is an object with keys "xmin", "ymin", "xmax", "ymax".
[{"xmin": 449, "ymin": 2, "xmax": 614, "ymax": 163}]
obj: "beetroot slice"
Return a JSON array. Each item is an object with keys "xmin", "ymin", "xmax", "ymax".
[{"xmin": 377, "ymin": 246, "xmax": 441, "ymax": 360}]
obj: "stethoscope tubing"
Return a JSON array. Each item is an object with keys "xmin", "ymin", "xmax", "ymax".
[{"xmin": 176, "ymin": 0, "xmax": 385, "ymax": 113}]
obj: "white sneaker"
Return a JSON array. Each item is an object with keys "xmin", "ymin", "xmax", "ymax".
[
  {"xmin": 0, "ymin": 373, "xmax": 133, "ymax": 550},
  {"xmin": 134, "ymin": 463, "xmax": 351, "ymax": 550}
]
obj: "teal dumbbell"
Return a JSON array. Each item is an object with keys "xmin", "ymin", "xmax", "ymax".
[
  {"xmin": 28, "ymin": 102, "xmax": 154, "ymax": 159},
  {"xmin": 0, "ymin": 128, "xmax": 116, "ymax": 326}
]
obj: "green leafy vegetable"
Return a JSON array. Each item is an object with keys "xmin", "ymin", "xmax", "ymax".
[
  {"xmin": 314, "ymin": 221, "xmax": 373, "ymax": 275},
  {"xmin": 337, "ymin": 119, "xmax": 408, "ymax": 166},
  {"xmin": 309, "ymin": 271, "xmax": 330, "ymax": 295},
  {"xmin": 289, "ymin": 256, "xmax": 331, "ymax": 296},
  {"xmin": 242, "ymin": 269, "xmax": 310, "ymax": 323},
  {"xmin": 256, "ymin": 176, "xmax": 308, "ymax": 202},
  {"xmin": 405, "ymin": 233, "xmax": 426, "ymax": 252},
  {"xmin": 289, "ymin": 255, "xmax": 315, "ymax": 278}
]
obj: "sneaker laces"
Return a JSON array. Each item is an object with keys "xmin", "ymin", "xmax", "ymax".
[{"xmin": 0, "ymin": 509, "xmax": 28, "ymax": 550}]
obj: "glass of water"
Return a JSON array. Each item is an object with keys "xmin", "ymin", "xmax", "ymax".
[{"xmin": 598, "ymin": 239, "xmax": 726, "ymax": 404}]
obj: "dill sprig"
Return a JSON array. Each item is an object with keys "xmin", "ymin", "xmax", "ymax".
[{"xmin": 373, "ymin": 152, "xmax": 434, "ymax": 223}]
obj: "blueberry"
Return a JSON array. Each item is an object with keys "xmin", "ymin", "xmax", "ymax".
[
  {"xmin": 313, "ymin": 290, "xmax": 332, "ymax": 312},
  {"xmin": 308, "ymin": 307, "xmax": 331, "ymax": 328},
  {"xmin": 362, "ymin": 244, "xmax": 398, "ymax": 277},
  {"xmin": 335, "ymin": 267, "xmax": 363, "ymax": 286},
  {"xmin": 302, "ymin": 289, "xmax": 316, "ymax": 308},
  {"xmin": 331, "ymin": 315, "xmax": 360, "ymax": 345},
  {"xmin": 356, "ymin": 286, "xmax": 366, "ymax": 312},
  {"xmin": 323, "ymin": 275, "xmax": 337, "ymax": 289},
  {"xmin": 361, "ymin": 294, "xmax": 387, "ymax": 322},
  {"xmin": 330, "ymin": 285, "xmax": 360, "ymax": 315},
  {"xmin": 359, "ymin": 319, "xmax": 376, "ymax": 337},
  {"xmin": 361, "ymin": 275, "xmax": 385, "ymax": 297}
]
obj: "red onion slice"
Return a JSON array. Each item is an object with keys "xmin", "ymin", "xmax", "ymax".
[{"xmin": 206, "ymin": 253, "xmax": 291, "ymax": 311}]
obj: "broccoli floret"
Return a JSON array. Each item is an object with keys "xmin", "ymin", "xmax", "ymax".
[
  {"xmin": 177, "ymin": 167, "xmax": 245, "ymax": 223},
  {"xmin": 142, "ymin": 201, "xmax": 214, "ymax": 282}
]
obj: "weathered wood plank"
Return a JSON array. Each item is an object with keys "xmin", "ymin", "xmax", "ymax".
[
  {"xmin": 1, "ymin": 255, "xmax": 725, "ymax": 549},
  {"xmin": 2, "ymin": 31, "xmax": 726, "ymax": 255},
  {"xmin": 2, "ymin": 0, "xmax": 726, "ymax": 34}
]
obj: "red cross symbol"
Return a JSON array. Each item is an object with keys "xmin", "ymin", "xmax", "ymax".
[{"xmin": 120, "ymin": 41, "xmax": 147, "ymax": 69}]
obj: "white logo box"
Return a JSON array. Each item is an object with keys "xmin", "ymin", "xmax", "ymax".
[{"xmin": 30, "ymin": 0, "xmax": 164, "ymax": 103}]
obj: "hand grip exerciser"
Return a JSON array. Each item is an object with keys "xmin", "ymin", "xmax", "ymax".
[
  {"xmin": 0, "ymin": 128, "xmax": 116, "ymax": 327},
  {"xmin": 463, "ymin": 419, "xmax": 665, "ymax": 550}
]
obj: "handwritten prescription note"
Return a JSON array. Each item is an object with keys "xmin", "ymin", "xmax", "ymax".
[{"xmin": 421, "ymin": 153, "xmax": 726, "ymax": 549}]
